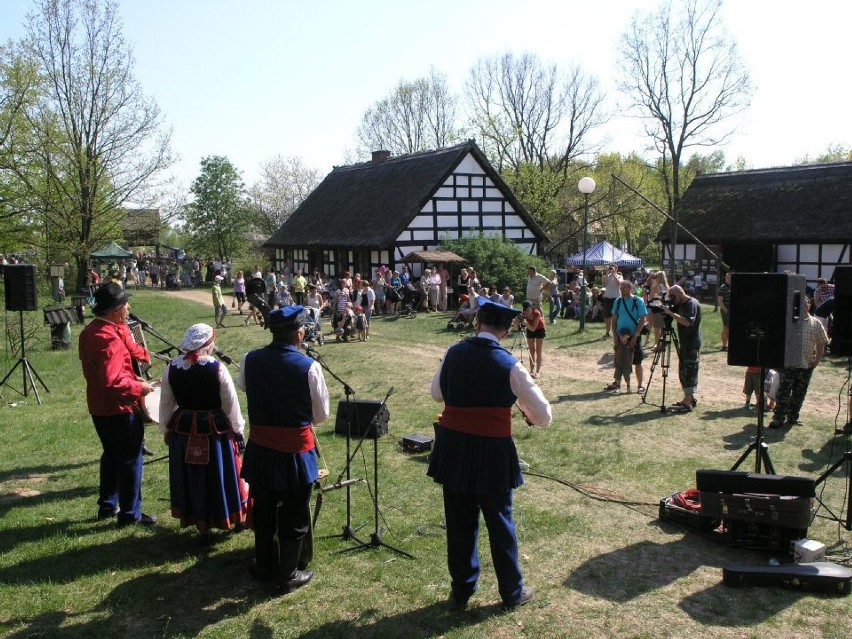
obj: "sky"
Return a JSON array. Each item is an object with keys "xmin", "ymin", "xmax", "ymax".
[{"xmin": 2, "ymin": 0, "xmax": 851, "ymax": 192}]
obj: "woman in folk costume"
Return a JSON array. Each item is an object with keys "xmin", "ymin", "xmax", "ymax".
[{"xmin": 159, "ymin": 323, "xmax": 247, "ymax": 543}]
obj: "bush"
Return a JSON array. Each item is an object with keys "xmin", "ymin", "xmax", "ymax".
[{"xmin": 440, "ymin": 234, "xmax": 550, "ymax": 301}]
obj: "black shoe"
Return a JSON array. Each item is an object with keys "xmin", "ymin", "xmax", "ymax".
[
  {"xmin": 503, "ymin": 585, "xmax": 534, "ymax": 611},
  {"xmin": 282, "ymin": 569, "xmax": 313, "ymax": 592},
  {"xmin": 836, "ymin": 422, "xmax": 852, "ymax": 435},
  {"xmin": 97, "ymin": 508, "xmax": 119, "ymax": 520},
  {"xmin": 786, "ymin": 418, "xmax": 802, "ymax": 427},
  {"xmin": 142, "ymin": 444, "xmax": 155, "ymax": 456},
  {"xmin": 448, "ymin": 592, "xmax": 469, "ymax": 611},
  {"xmin": 118, "ymin": 513, "xmax": 158, "ymax": 528},
  {"xmin": 768, "ymin": 418, "xmax": 784, "ymax": 429}
]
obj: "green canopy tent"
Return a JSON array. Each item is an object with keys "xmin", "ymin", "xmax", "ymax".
[{"xmin": 91, "ymin": 241, "xmax": 133, "ymax": 261}]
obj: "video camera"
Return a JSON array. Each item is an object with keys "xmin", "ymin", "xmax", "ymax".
[{"xmin": 648, "ymin": 297, "xmax": 676, "ymax": 328}]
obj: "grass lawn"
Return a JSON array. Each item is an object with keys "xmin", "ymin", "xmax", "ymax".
[{"xmin": 0, "ymin": 287, "xmax": 850, "ymax": 638}]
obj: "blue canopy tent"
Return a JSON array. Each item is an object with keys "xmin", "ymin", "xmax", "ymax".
[{"xmin": 566, "ymin": 240, "xmax": 643, "ymax": 268}]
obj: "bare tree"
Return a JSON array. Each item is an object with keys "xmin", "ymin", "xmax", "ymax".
[
  {"xmin": 248, "ymin": 155, "xmax": 322, "ymax": 236},
  {"xmin": 356, "ymin": 68, "xmax": 460, "ymax": 157},
  {"xmin": 466, "ymin": 52, "xmax": 605, "ymax": 175},
  {"xmin": 5, "ymin": 0, "xmax": 172, "ymax": 289},
  {"xmin": 617, "ymin": 0, "xmax": 751, "ymax": 275},
  {"xmin": 465, "ymin": 52, "xmax": 606, "ymax": 227}
]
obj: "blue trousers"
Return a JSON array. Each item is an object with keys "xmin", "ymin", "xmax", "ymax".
[
  {"xmin": 442, "ymin": 486, "xmax": 523, "ymax": 605},
  {"xmin": 93, "ymin": 412, "xmax": 144, "ymax": 524}
]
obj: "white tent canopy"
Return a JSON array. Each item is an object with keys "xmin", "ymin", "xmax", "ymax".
[{"xmin": 566, "ymin": 240, "xmax": 643, "ymax": 268}]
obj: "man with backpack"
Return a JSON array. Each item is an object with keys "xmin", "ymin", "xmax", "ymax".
[{"xmin": 605, "ymin": 280, "xmax": 649, "ymax": 394}]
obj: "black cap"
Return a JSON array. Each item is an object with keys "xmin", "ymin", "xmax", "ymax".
[{"xmin": 92, "ymin": 283, "xmax": 131, "ymax": 315}]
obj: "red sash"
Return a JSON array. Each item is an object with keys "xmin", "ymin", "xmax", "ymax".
[
  {"xmin": 249, "ymin": 424, "xmax": 315, "ymax": 453},
  {"xmin": 439, "ymin": 406, "xmax": 512, "ymax": 438}
]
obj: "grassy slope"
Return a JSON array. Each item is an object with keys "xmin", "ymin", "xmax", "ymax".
[{"xmin": 0, "ymin": 288, "xmax": 850, "ymax": 638}]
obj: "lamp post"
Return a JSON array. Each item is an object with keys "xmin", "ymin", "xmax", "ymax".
[{"xmin": 577, "ymin": 176, "xmax": 596, "ymax": 331}]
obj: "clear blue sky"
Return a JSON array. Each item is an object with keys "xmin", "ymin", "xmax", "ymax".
[{"xmin": 2, "ymin": 0, "xmax": 850, "ymax": 190}]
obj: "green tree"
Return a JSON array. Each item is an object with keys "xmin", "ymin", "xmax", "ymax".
[
  {"xmin": 797, "ymin": 144, "xmax": 852, "ymax": 165},
  {"xmin": 184, "ymin": 156, "xmax": 251, "ymax": 259},
  {"xmin": 440, "ymin": 234, "xmax": 549, "ymax": 303},
  {"xmin": 617, "ymin": 0, "xmax": 751, "ymax": 278},
  {"xmin": 3, "ymin": 0, "xmax": 173, "ymax": 290}
]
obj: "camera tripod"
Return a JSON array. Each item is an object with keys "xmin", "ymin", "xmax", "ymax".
[
  {"xmin": 509, "ymin": 323, "xmax": 533, "ymax": 371},
  {"xmin": 642, "ymin": 319, "xmax": 679, "ymax": 412}
]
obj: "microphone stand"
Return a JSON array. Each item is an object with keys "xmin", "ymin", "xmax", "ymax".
[
  {"xmin": 306, "ymin": 348, "xmax": 366, "ymax": 549},
  {"xmin": 341, "ymin": 386, "xmax": 416, "ymax": 560},
  {"xmin": 129, "ymin": 313, "xmax": 183, "ymax": 362}
]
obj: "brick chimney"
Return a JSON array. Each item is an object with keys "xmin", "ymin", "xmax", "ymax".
[{"xmin": 371, "ymin": 150, "xmax": 391, "ymax": 165}]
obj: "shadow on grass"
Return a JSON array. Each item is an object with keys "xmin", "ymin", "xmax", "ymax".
[
  {"xmin": 5, "ymin": 547, "xmax": 284, "ymax": 639},
  {"xmin": 0, "ymin": 460, "xmax": 98, "ymax": 485},
  {"xmin": 297, "ymin": 601, "xmax": 494, "ymax": 639},
  {"xmin": 720, "ymin": 420, "xmax": 794, "ymax": 452},
  {"xmin": 564, "ymin": 537, "xmax": 803, "ymax": 626},
  {"xmin": 800, "ymin": 436, "xmax": 851, "ymax": 475},
  {"xmin": 0, "ymin": 485, "xmax": 93, "ymax": 519}
]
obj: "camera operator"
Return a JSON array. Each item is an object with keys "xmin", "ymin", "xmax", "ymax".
[{"xmin": 662, "ymin": 285, "xmax": 702, "ymax": 412}]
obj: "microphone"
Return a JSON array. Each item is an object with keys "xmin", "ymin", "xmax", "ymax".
[
  {"xmin": 301, "ymin": 343, "xmax": 317, "ymax": 358},
  {"xmin": 213, "ymin": 348, "xmax": 234, "ymax": 366},
  {"xmin": 128, "ymin": 313, "xmax": 150, "ymax": 328}
]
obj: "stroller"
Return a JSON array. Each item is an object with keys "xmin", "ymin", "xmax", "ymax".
[
  {"xmin": 447, "ymin": 294, "xmax": 475, "ymax": 331},
  {"xmin": 303, "ymin": 307, "xmax": 324, "ymax": 345},
  {"xmin": 396, "ymin": 283, "xmax": 420, "ymax": 319},
  {"xmin": 165, "ymin": 272, "xmax": 180, "ymax": 290}
]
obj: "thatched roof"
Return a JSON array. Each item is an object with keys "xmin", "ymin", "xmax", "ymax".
[
  {"xmin": 265, "ymin": 140, "xmax": 547, "ymax": 249},
  {"xmin": 401, "ymin": 249, "xmax": 466, "ymax": 264},
  {"xmin": 656, "ymin": 162, "xmax": 852, "ymax": 244}
]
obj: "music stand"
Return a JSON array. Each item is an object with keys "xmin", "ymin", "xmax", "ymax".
[
  {"xmin": 340, "ymin": 386, "xmax": 416, "ymax": 559},
  {"xmin": 0, "ymin": 311, "xmax": 49, "ymax": 404},
  {"xmin": 730, "ymin": 366, "xmax": 775, "ymax": 474}
]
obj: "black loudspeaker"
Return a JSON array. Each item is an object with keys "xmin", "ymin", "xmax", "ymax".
[
  {"xmin": 727, "ymin": 273, "xmax": 806, "ymax": 369},
  {"xmin": 334, "ymin": 400, "xmax": 389, "ymax": 438},
  {"xmin": 3, "ymin": 264, "xmax": 39, "ymax": 311},
  {"xmin": 830, "ymin": 266, "xmax": 852, "ymax": 356}
]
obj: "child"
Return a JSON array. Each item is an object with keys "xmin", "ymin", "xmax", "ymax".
[
  {"xmin": 611, "ymin": 327, "xmax": 633, "ymax": 394},
  {"xmin": 743, "ymin": 366, "xmax": 761, "ymax": 409},
  {"xmin": 355, "ymin": 305, "xmax": 368, "ymax": 342},
  {"xmin": 212, "ymin": 275, "xmax": 227, "ymax": 328}
]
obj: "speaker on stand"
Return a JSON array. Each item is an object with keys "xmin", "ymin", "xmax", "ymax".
[
  {"xmin": 1, "ymin": 264, "xmax": 49, "ymax": 404},
  {"xmin": 727, "ymin": 273, "xmax": 806, "ymax": 473}
]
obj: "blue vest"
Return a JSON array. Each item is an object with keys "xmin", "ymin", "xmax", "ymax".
[
  {"xmin": 244, "ymin": 343, "xmax": 314, "ymax": 427},
  {"xmin": 440, "ymin": 337, "xmax": 517, "ymax": 409}
]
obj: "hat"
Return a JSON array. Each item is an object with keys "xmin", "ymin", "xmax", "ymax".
[
  {"xmin": 476, "ymin": 296, "xmax": 521, "ymax": 328},
  {"xmin": 92, "ymin": 282, "xmax": 131, "ymax": 314},
  {"xmin": 214, "ymin": 275, "xmax": 224, "ymax": 282},
  {"xmin": 618, "ymin": 327, "xmax": 632, "ymax": 337},
  {"xmin": 267, "ymin": 305, "xmax": 305, "ymax": 328},
  {"xmin": 180, "ymin": 323, "xmax": 215, "ymax": 351}
]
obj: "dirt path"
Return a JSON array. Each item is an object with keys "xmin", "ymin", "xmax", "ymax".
[{"xmin": 158, "ymin": 286, "xmax": 845, "ymax": 420}]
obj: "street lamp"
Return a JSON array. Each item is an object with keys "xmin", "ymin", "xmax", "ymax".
[{"xmin": 577, "ymin": 176, "xmax": 596, "ymax": 331}]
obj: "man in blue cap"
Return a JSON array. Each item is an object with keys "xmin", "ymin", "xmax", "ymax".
[
  {"xmin": 429, "ymin": 297, "xmax": 552, "ymax": 611},
  {"xmin": 236, "ymin": 305, "xmax": 330, "ymax": 591}
]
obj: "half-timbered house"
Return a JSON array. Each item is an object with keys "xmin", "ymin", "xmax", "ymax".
[
  {"xmin": 656, "ymin": 162, "xmax": 852, "ymax": 286},
  {"xmin": 264, "ymin": 141, "xmax": 548, "ymax": 278}
]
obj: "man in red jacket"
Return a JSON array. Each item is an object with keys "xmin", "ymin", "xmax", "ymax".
[{"xmin": 79, "ymin": 283, "xmax": 158, "ymax": 527}]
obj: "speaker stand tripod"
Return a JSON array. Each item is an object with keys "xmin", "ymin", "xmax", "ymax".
[
  {"xmin": 642, "ymin": 320, "xmax": 679, "ymax": 413},
  {"xmin": 309, "ymin": 352, "xmax": 366, "ymax": 549},
  {"xmin": 0, "ymin": 311, "xmax": 49, "ymax": 405},
  {"xmin": 340, "ymin": 386, "xmax": 416, "ymax": 560},
  {"xmin": 730, "ymin": 366, "xmax": 775, "ymax": 474}
]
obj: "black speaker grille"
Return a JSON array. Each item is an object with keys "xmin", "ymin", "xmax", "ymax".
[
  {"xmin": 334, "ymin": 400, "xmax": 389, "ymax": 438},
  {"xmin": 3, "ymin": 264, "xmax": 38, "ymax": 311}
]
